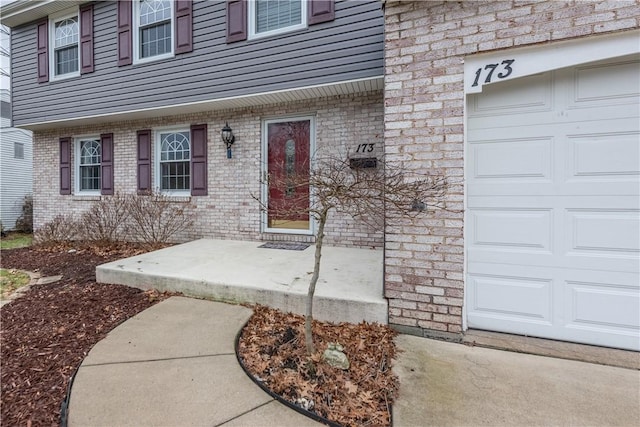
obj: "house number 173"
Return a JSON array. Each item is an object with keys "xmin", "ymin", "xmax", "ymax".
[
  {"xmin": 471, "ymin": 59, "xmax": 515, "ymax": 87},
  {"xmin": 356, "ymin": 143, "xmax": 375, "ymax": 153}
]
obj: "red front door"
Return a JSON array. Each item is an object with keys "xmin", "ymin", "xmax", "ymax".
[{"xmin": 267, "ymin": 119, "xmax": 310, "ymax": 230}]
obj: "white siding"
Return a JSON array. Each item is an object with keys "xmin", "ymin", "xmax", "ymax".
[{"xmin": 0, "ymin": 127, "xmax": 33, "ymax": 230}]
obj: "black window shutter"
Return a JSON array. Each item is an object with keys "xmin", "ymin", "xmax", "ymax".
[
  {"xmin": 100, "ymin": 133, "xmax": 114, "ymax": 195},
  {"xmin": 36, "ymin": 20, "xmax": 49, "ymax": 82},
  {"xmin": 79, "ymin": 4, "xmax": 94, "ymax": 74},
  {"xmin": 137, "ymin": 130, "xmax": 152, "ymax": 194},
  {"xmin": 226, "ymin": 0, "xmax": 247, "ymax": 43},
  {"xmin": 117, "ymin": 0, "xmax": 133, "ymax": 66},
  {"xmin": 308, "ymin": 0, "xmax": 335, "ymax": 25},
  {"xmin": 175, "ymin": 0, "xmax": 193, "ymax": 54},
  {"xmin": 59, "ymin": 137, "xmax": 71, "ymax": 195},
  {"xmin": 190, "ymin": 124, "xmax": 208, "ymax": 196}
]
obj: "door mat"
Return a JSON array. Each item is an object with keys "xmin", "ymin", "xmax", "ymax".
[{"xmin": 258, "ymin": 242, "xmax": 310, "ymax": 251}]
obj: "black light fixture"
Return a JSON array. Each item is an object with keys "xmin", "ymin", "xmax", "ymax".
[{"xmin": 221, "ymin": 121, "xmax": 235, "ymax": 158}]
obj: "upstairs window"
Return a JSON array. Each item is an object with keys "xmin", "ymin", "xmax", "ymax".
[
  {"xmin": 39, "ymin": 4, "xmax": 93, "ymax": 83},
  {"xmin": 249, "ymin": 0, "xmax": 307, "ymax": 39},
  {"xmin": 135, "ymin": 0, "xmax": 173, "ymax": 61},
  {"xmin": 158, "ymin": 130, "xmax": 190, "ymax": 193},
  {"xmin": 77, "ymin": 138, "xmax": 101, "ymax": 193},
  {"xmin": 50, "ymin": 13, "xmax": 79, "ymax": 79}
]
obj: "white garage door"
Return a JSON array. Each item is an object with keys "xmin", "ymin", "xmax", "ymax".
[{"xmin": 466, "ymin": 55, "xmax": 640, "ymax": 351}]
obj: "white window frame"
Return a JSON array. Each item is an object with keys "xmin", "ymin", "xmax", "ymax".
[
  {"xmin": 260, "ymin": 115, "xmax": 316, "ymax": 235},
  {"xmin": 49, "ymin": 8, "xmax": 80, "ymax": 81},
  {"xmin": 248, "ymin": 0, "xmax": 307, "ymax": 40},
  {"xmin": 133, "ymin": 0, "xmax": 175, "ymax": 64},
  {"xmin": 154, "ymin": 126, "xmax": 191, "ymax": 196},
  {"xmin": 74, "ymin": 135, "xmax": 101, "ymax": 195}
]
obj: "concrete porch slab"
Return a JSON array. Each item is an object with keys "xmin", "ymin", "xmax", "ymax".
[{"xmin": 96, "ymin": 239, "xmax": 387, "ymax": 324}]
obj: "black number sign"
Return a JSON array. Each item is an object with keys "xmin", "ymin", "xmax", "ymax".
[{"xmin": 471, "ymin": 59, "xmax": 515, "ymax": 87}]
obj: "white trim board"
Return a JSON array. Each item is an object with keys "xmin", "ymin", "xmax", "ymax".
[{"xmin": 465, "ymin": 30, "xmax": 640, "ymax": 94}]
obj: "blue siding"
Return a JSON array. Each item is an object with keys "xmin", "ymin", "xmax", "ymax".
[{"xmin": 10, "ymin": 0, "xmax": 384, "ymax": 126}]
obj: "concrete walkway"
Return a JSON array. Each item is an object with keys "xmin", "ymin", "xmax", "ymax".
[
  {"xmin": 68, "ymin": 297, "xmax": 321, "ymax": 427},
  {"xmin": 68, "ymin": 296, "xmax": 640, "ymax": 427}
]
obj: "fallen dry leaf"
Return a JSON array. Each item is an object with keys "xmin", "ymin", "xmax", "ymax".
[{"xmin": 238, "ymin": 305, "xmax": 399, "ymax": 427}]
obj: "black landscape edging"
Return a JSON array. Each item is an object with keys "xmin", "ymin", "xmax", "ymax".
[
  {"xmin": 234, "ymin": 323, "xmax": 343, "ymax": 427},
  {"xmin": 59, "ymin": 313, "xmax": 139, "ymax": 427},
  {"xmin": 59, "ymin": 364, "xmax": 79, "ymax": 427}
]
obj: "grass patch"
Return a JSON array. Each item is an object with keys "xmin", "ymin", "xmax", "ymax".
[
  {"xmin": 1, "ymin": 233, "xmax": 33, "ymax": 250},
  {"xmin": 0, "ymin": 269, "xmax": 31, "ymax": 299}
]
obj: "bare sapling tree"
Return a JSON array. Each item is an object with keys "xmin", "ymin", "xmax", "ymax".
[{"xmin": 256, "ymin": 151, "xmax": 448, "ymax": 356}]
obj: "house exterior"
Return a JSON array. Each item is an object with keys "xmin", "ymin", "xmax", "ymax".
[
  {"xmin": 2, "ymin": 0, "xmax": 385, "ymax": 247},
  {"xmin": 2, "ymin": 0, "xmax": 638, "ymax": 351},
  {"xmin": 0, "ymin": 88, "xmax": 33, "ymax": 231}
]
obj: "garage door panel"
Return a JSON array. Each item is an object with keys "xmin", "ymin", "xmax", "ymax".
[
  {"xmin": 564, "ymin": 130, "xmax": 640, "ymax": 195},
  {"xmin": 566, "ymin": 281, "xmax": 640, "ymax": 330},
  {"xmin": 470, "ymin": 137, "xmax": 552, "ymax": 181},
  {"xmin": 468, "ymin": 268, "xmax": 640, "ymax": 349},
  {"xmin": 570, "ymin": 59, "xmax": 640, "ymax": 106},
  {"xmin": 469, "ymin": 208, "xmax": 552, "ymax": 252},
  {"xmin": 470, "ymin": 72, "xmax": 552, "ymax": 117},
  {"xmin": 565, "ymin": 209, "xmax": 639, "ymax": 255},
  {"xmin": 467, "ymin": 271, "xmax": 553, "ymax": 324},
  {"xmin": 563, "ymin": 271, "xmax": 640, "ymax": 350},
  {"xmin": 467, "ymin": 202, "xmax": 639, "ymax": 273}
]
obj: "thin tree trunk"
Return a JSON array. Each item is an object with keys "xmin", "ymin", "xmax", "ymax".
[{"xmin": 305, "ymin": 209, "xmax": 328, "ymax": 355}]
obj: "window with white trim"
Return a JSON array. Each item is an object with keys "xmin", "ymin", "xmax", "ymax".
[
  {"xmin": 249, "ymin": 0, "xmax": 307, "ymax": 39},
  {"xmin": 76, "ymin": 137, "xmax": 101, "ymax": 193},
  {"xmin": 157, "ymin": 130, "xmax": 190, "ymax": 193},
  {"xmin": 50, "ymin": 11, "xmax": 79, "ymax": 79},
  {"xmin": 135, "ymin": 0, "xmax": 173, "ymax": 62}
]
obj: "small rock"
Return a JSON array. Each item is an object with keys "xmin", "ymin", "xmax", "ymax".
[
  {"xmin": 294, "ymin": 397, "xmax": 314, "ymax": 411},
  {"xmin": 322, "ymin": 342, "xmax": 350, "ymax": 370}
]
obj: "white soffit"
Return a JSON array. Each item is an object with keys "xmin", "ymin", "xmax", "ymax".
[
  {"xmin": 464, "ymin": 29, "xmax": 640, "ymax": 94},
  {"xmin": 20, "ymin": 76, "xmax": 384, "ymax": 131},
  {"xmin": 1, "ymin": 1, "xmax": 85, "ymax": 28}
]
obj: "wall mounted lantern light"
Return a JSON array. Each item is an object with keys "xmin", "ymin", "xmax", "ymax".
[{"xmin": 221, "ymin": 122, "xmax": 235, "ymax": 158}]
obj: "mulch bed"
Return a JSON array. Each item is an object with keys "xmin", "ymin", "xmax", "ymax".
[
  {"xmin": 0, "ymin": 244, "xmax": 170, "ymax": 426},
  {"xmin": 238, "ymin": 305, "xmax": 400, "ymax": 427},
  {"xmin": 2, "ymin": 243, "xmax": 400, "ymax": 427}
]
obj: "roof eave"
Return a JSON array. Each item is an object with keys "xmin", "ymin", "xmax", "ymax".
[
  {"xmin": 14, "ymin": 76, "xmax": 385, "ymax": 132},
  {"xmin": 1, "ymin": 1, "xmax": 86, "ymax": 28}
]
